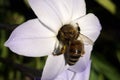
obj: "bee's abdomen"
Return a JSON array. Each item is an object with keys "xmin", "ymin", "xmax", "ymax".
[
  {"xmin": 68, "ymin": 52, "xmax": 81, "ymax": 65},
  {"xmin": 67, "ymin": 40, "xmax": 83, "ymax": 66}
]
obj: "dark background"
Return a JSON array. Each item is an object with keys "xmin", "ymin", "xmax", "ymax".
[{"xmin": 0, "ymin": 0, "xmax": 120, "ymax": 80}]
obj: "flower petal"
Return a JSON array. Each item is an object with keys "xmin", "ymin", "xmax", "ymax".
[
  {"xmin": 72, "ymin": 0, "xmax": 86, "ymax": 20},
  {"xmin": 69, "ymin": 45, "xmax": 92, "ymax": 72},
  {"xmin": 72, "ymin": 61, "xmax": 91, "ymax": 80},
  {"xmin": 55, "ymin": 69, "xmax": 72, "ymax": 80},
  {"xmin": 28, "ymin": 0, "xmax": 69, "ymax": 33},
  {"xmin": 45, "ymin": 0, "xmax": 73, "ymax": 24},
  {"xmin": 55, "ymin": 61, "xmax": 91, "ymax": 80},
  {"xmin": 41, "ymin": 54, "xmax": 69, "ymax": 80},
  {"xmin": 5, "ymin": 19, "xmax": 56, "ymax": 57},
  {"xmin": 72, "ymin": 13, "xmax": 102, "ymax": 42}
]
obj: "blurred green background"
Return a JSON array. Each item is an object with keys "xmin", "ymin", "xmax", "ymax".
[{"xmin": 0, "ymin": 0, "xmax": 120, "ymax": 80}]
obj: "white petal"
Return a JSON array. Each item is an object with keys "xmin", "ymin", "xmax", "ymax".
[
  {"xmin": 72, "ymin": 0, "xmax": 86, "ymax": 20},
  {"xmin": 55, "ymin": 61, "xmax": 91, "ymax": 80},
  {"xmin": 72, "ymin": 13, "xmax": 102, "ymax": 42},
  {"xmin": 28, "ymin": 0, "xmax": 64, "ymax": 33},
  {"xmin": 55, "ymin": 69, "xmax": 73, "ymax": 80},
  {"xmin": 54, "ymin": 71, "xmax": 68, "ymax": 80},
  {"xmin": 69, "ymin": 45, "xmax": 93, "ymax": 72},
  {"xmin": 41, "ymin": 55, "xmax": 69, "ymax": 80},
  {"xmin": 45, "ymin": 0, "xmax": 73, "ymax": 24},
  {"xmin": 72, "ymin": 61, "xmax": 91, "ymax": 80},
  {"xmin": 5, "ymin": 19, "xmax": 56, "ymax": 57}
]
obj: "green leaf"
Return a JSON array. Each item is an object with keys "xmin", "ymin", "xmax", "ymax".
[
  {"xmin": 95, "ymin": 0, "xmax": 116, "ymax": 14},
  {"xmin": 91, "ymin": 55, "xmax": 120, "ymax": 80}
]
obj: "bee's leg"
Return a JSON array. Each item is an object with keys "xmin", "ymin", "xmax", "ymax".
[
  {"xmin": 52, "ymin": 52, "xmax": 62, "ymax": 56},
  {"xmin": 52, "ymin": 46, "xmax": 66, "ymax": 56}
]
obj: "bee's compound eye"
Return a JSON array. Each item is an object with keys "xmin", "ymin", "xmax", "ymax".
[{"xmin": 78, "ymin": 27, "xmax": 80, "ymax": 31}]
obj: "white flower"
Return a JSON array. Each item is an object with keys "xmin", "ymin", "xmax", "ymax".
[{"xmin": 4, "ymin": 0, "xmax": 101, "ymax": 80}]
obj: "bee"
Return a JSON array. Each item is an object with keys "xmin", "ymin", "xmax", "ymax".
[{"xmin": 53, "ymin": 23, "xmax": 93, "ymax": 66}]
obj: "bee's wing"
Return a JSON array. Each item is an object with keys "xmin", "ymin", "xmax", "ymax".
[{"xmin": 78, "ymin": 34, "xmax": 94, "ymax": 45}]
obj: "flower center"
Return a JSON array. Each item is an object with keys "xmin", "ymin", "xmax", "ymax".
[{"xmin": 57, "ymin": 24, "xmax": 79, "ymax": 44}]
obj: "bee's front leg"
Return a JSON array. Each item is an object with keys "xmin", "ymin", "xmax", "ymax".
[
  {"xmin": 52, "ymin": 52, "xmax": 62, "ymax": 56},
  {"xmin": 52, "ymin": 46, "xmax": 66, "ymax": 56}
]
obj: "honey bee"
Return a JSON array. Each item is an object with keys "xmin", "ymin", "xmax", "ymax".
[{"xmin": 53, "ymin": 23, "xmax": 93, "ymax": 66}]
